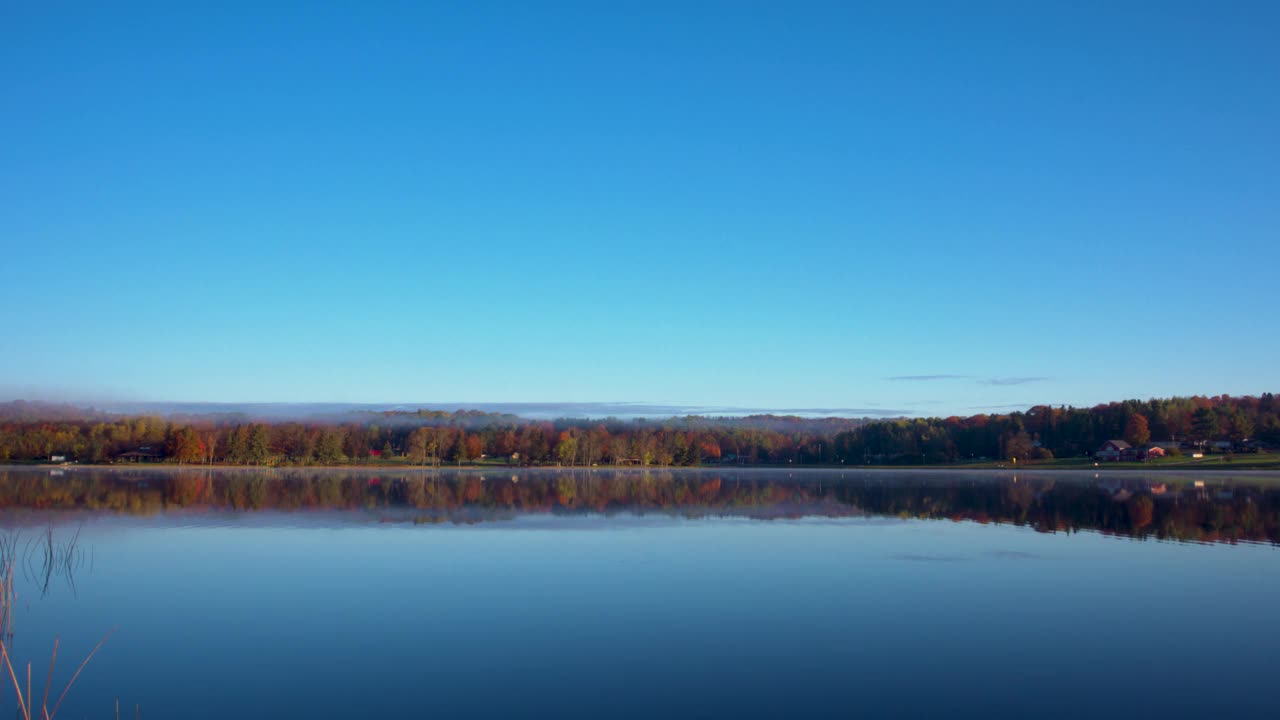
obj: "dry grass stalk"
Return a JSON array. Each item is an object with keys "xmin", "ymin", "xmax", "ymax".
[
  {"xmin": 47, "ymin": 627, "xmax": 117, "ymax": 719},
  {"xmin": 0, "ymin": 545, "xmax": 118, "ymax": 720}
]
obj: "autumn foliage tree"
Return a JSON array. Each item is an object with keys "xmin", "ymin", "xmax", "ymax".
[
  {"xmin": 169, "ymin": 426, "xmax": 205, "ymax": 464},
  {"xmin": 407, "ymin": 427, "xmax": 432, "ymax": 465},
  {"xmin": 316, "ymin": 429, "xmax": 346, "ymax": 465},
  {"xmin": 1124, "ymin": 413, "xmax": 1151, "ymax": 448},
  {"xmin": 1002, "ymin": 430, "xmax": 1034, "ymax": 461},
  {"xmin": 465, "ymin": 434, "xmax": 483, "ymax": 461},
  {"xmin": 554, "ymin": 431, "xmax": 578, "ymax": 466}
]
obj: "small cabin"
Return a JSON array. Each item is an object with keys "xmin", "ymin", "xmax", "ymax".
[{"xmin": 116, "ymin": 448, "xmax": 163, "ymax": 463}]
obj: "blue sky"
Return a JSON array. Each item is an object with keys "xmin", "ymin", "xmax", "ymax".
[{"xmin": 2, "ymin": 1, "xmax": 1277, "ymax": 416}]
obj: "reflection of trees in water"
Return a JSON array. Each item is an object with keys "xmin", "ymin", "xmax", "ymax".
[{"xmin": 1, "ymin": 468, "xmax": 1278, "ymax": 545}]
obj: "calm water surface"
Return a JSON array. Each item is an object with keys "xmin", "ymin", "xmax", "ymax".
[{"xmin": 1, "ymin": 466, "xmax": 1277, "ymax": 718}]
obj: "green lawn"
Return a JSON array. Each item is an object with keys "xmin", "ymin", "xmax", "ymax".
[
  {"xmin": 356, "ymin": 452, "xmax": 1280, "ymax": 471},
  {"xmin": 868, "ymin": 452, "xmax": 1279, "ymax": 471},
  {"xmin": 952, "ymin": 454, "xmax": 1280, "ymax": 471}
]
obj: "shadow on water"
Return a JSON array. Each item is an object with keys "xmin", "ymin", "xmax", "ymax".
[{"xmin": 0, "ymin": 466, "xmax": 1279, "ymax": 545}]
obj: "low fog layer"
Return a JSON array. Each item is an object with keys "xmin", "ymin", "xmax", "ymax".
[{"xmin": 0, "ymin": 399, "xmax": 909, "ymax": 422}]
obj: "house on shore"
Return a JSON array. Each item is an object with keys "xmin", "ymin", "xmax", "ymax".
[
  {"xmin": 116, "ymin": 446, "xmax": 164, "ymax": 463},
  {"xmin": 1096, "ymin": 440, "xmax": 1131, "ymax": 461},
  {"xmin": 1096, "ymin": 440, "xmax": 1167, "ymax": 462}
]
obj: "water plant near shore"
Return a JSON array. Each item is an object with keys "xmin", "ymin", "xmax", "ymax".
[{"xmin": 0, "ymin": 532, "xmax": 117, "ymax": 719}]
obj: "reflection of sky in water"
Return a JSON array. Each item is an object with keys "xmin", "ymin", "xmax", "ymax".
[{"xmin": 6, "ymin": 505, "xmax": 1278, "ymax": 719}]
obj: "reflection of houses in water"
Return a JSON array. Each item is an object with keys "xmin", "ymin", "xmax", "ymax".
[
  {"xmin": 1092, "ymin": 477, "xmax": 1225, "ymax": 506},
  {"xmin": 1097, "ymin": 478, "xmax": 1138, "ymax": 501}
]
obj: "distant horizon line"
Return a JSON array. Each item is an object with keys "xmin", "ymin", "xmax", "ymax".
[
  {"xmin": 3, "ymin": 393, "xmax": 1276, "ymax": 422},
  {"xmin": 1, "ymin": 398, "xmax": 920, "ymax": 419}
]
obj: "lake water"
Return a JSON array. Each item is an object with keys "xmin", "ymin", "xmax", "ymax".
[{"xmin": 1, "ymin": 466, "xmax": 1277, "ymax": 718}]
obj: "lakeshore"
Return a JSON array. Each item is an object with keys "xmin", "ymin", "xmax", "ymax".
[{"xmin": 20, "ymin": 453, "xmax": 1280, "ymax": 473}]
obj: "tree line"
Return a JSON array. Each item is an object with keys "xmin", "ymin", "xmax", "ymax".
[
  {"xmin": 0, "ymin": 394, "xmax": 1275, "ymax": 466},
  {"xmin": 832, "ymin": 393, "xmax": 1278, "ymax": 464}
]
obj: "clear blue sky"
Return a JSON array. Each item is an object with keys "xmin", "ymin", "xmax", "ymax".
[{"xmin": 2, "ymin": 1, "xmax": 1277, "ymax": 416}]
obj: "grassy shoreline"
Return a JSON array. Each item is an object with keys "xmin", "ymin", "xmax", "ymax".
[{"xmin": 13, "ymin": 456, "xmax": 1280, "ymax": 473}]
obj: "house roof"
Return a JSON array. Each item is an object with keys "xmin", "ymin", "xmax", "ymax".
[{"xmin": 1103, "ymin": 440, "xmax": 1131, "ymax": 450}]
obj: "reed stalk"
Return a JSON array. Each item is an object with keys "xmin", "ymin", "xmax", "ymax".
[{"xmin": 0, "ymin": 537, "xmax": 119, "ymax": 720}]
